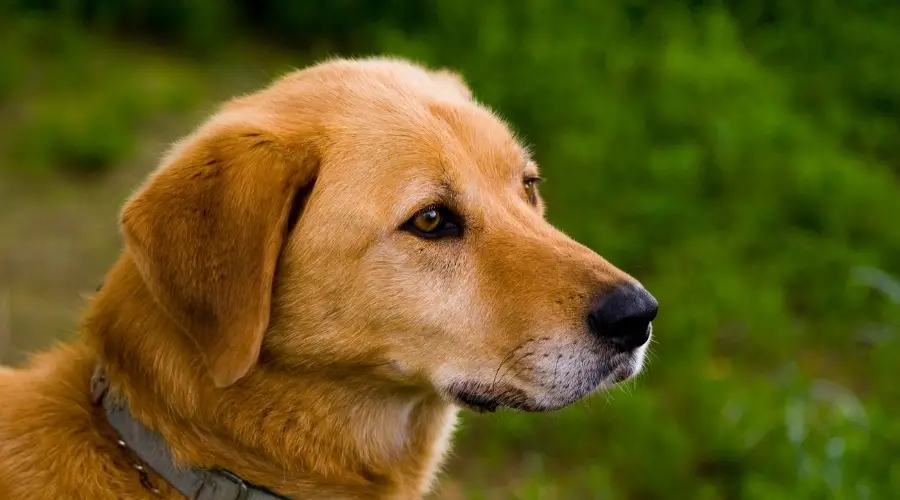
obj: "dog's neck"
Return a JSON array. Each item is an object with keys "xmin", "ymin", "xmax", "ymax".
[{"xmin": 82, "ymin": 255, "xmax": 459, "ymax": 499}]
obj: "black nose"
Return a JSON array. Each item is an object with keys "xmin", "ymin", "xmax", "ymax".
[{"xmin": 588, "ymin": 283, "xmax": 658, "ymax": 351}]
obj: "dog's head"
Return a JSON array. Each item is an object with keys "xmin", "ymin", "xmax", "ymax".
[{"xmin": 120, "ymin": 57, "xmax": 657, "ymax": 412}]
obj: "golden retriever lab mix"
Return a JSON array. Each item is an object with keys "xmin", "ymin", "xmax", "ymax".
[{"xmin": 0, "ymin": 57, "xmax": 657, "ymax": 499}]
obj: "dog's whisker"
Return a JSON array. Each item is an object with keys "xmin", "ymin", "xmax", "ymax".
[
  {"xmin": 494, "ymin": 348, "xmax": 531, "ymax": 391},
  {"xmin": 489, "ymin": 347, "xmax": 520, "ymax": 393}
]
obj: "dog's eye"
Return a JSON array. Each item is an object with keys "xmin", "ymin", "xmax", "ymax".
[
  {"xmin": 524, "ymin": 176, "xmax": 543, "ymax": 205},
  {"xmin": 403, "ymin": 206, "xmax": 461, "ymax": 239},
  {"xmin": 414, "ymin": 208, "xmax": 442, "ymax": 232}
]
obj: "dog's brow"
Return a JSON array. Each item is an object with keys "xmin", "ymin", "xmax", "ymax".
[
  {"xmin": 392, "ymin": 177, "xmax": 460, "ymax": 221},
  {"xmin": 425, "ymin": 179, "xmax": 462, "ymax": 209},
  {"xmin": 519, "ymin": 141, "xmax": 534, "ymax": 162}
]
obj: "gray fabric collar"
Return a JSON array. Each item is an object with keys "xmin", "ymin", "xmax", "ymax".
[{"xmin": 91, "ymin": 366, "xmax": 289, "ymax": 500}]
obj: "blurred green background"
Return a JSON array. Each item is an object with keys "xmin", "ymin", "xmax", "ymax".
[{"xmin": 2, "ymin": 1, "xmax": 900, "ymax": 498}]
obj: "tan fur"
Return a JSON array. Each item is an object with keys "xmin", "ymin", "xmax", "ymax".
[{"xmin": 0, "ymin": 57, "xmax": 649, "ymax": 499}]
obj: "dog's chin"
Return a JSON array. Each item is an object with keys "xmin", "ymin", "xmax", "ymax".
[{"xmin": 446, "ymin": 341, "xmax": 649, "ymax": 414}]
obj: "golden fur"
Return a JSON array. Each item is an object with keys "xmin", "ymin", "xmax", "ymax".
[{"xmin": 0, "ymin": 57, "xmax": 650, "ymax": 499}]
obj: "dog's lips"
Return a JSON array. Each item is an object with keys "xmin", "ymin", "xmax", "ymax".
[
  {"xmin": 451, "ymin": 389, "xmax": 500, "ymax": 413},
  {"xmin": 446, "ymin": 383, "xmax": 535, "ymax": 413},
  {"xmin": 445, "ymin": 342, "xmax": 650, "ymax": 414},
  {"xmin": 595, "ymin": 348, "xmax": 646, "ymax": 390},
  {"xmin": 447, "ymin": 385, "xmax": 545, "ymax": 413},
  {"xmin": 604, "ymin": 363, "xmax": 635, "ymax": 386}
]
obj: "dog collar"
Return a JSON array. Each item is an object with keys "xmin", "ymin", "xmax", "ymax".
[{"xmin": 90, "ymin": 366, "xmax": 289, "ymax": 500}]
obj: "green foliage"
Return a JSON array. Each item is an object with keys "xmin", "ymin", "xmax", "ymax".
[
  {"xmin": 0, "ymin": 16, "xmax": 207, "ymax": 176},
  {"xmin": 3, "ymin": 1, "xmax": 900, "ymax": 498}
]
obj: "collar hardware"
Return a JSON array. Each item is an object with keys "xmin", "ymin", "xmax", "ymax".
[
  {"xmin": 90, "ymin": 364, "xmax": 288, "ymax": 500},
  {"xmin": 215, "ymin": 470, "xmax": 250, "ymax": 500}
]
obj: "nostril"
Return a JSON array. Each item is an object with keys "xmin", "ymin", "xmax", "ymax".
[{"xmin": 587, "ymin": 284, "xmax": 658, "ymax": 351}]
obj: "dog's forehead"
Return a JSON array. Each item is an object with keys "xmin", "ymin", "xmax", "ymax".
[
  {"xmin": 425, "ymin": 100, "xmax": 528, "ymax": 180},
  {"xmin": 326, "ymin": 98, "xmax": 525, "ymax": 184},
  {"xmin": 259, "ymin": 60, "xmax": 527, "ymax": 184},
  {"xmin": 298, "ymin": 100, "xmax": 528, "ymax": 232},
  {"xmin": 263, "ymin": 64, "xmax": 532, "ymax": 226},
  {"xmin": 345, "ymin": 103, "xmax": 527, "ymax": 220}
]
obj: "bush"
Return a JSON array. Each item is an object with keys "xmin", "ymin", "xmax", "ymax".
[
  {"xmin": 0, "ymin": 15, "xmax": 207, "ymax": 176},
  {"xmin": 3, "ymin": 1, "xmax": 899, "ymax": 497}
]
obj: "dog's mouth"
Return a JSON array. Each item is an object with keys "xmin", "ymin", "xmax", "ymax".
[
  {"xmin": 451, "ymin": 389, "xmax": 501, "ymax": 413},
  {"xmin": 446, "ymin": 346, "xmax": 649, "ymax": 414},
  {"xmin": 446, "ymin": 383, "xmax": 538, "ymax": 413}
]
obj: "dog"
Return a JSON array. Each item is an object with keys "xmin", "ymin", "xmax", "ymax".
[{"xmin": 0, "ymin": 57, "xmax": 657, "ymax": 499}]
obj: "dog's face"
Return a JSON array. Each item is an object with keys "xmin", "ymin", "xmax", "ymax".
[{"xmin": 121, "ymin": 58, "xmax": 657, "ymax": 413}]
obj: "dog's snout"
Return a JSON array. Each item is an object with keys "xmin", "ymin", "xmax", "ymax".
[{"xmin": 587, "ymin": 284, "xmax": 658, "ymax": 351}]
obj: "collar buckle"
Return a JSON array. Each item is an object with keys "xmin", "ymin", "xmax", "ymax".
[{"xmin": 218, "ymin": 470, "xmax": 251, "ymax": 500}]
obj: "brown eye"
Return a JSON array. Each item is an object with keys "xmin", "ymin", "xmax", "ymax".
[
  {"xmin": 402, "ymin": 205, "xmax": 462, "ymax": 239},
  {"xmin": 413, "ymin": 208, "xmax": 442, "ymax": 233},
  {"xmin": 524, "ymin": 176, "xmax": 543, "ymax": 205}
]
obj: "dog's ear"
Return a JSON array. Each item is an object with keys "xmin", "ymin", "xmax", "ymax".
[
  {"xmin": 431, "ymin": 68, "xmax": 473, "ymax": 99},
  {"xmin": 121, "ymin": 112, "xmax": 318, "ymax": 388}
]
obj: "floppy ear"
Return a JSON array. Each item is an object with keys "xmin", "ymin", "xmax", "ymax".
[{"xmin": 121, "ymin": 113, "xmax": 318, "ymax": 388}]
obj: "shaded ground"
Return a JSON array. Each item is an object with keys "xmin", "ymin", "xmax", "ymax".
[{"xmin": 2, "ymin": 142, "xmax": 157, "ymax": 362}]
